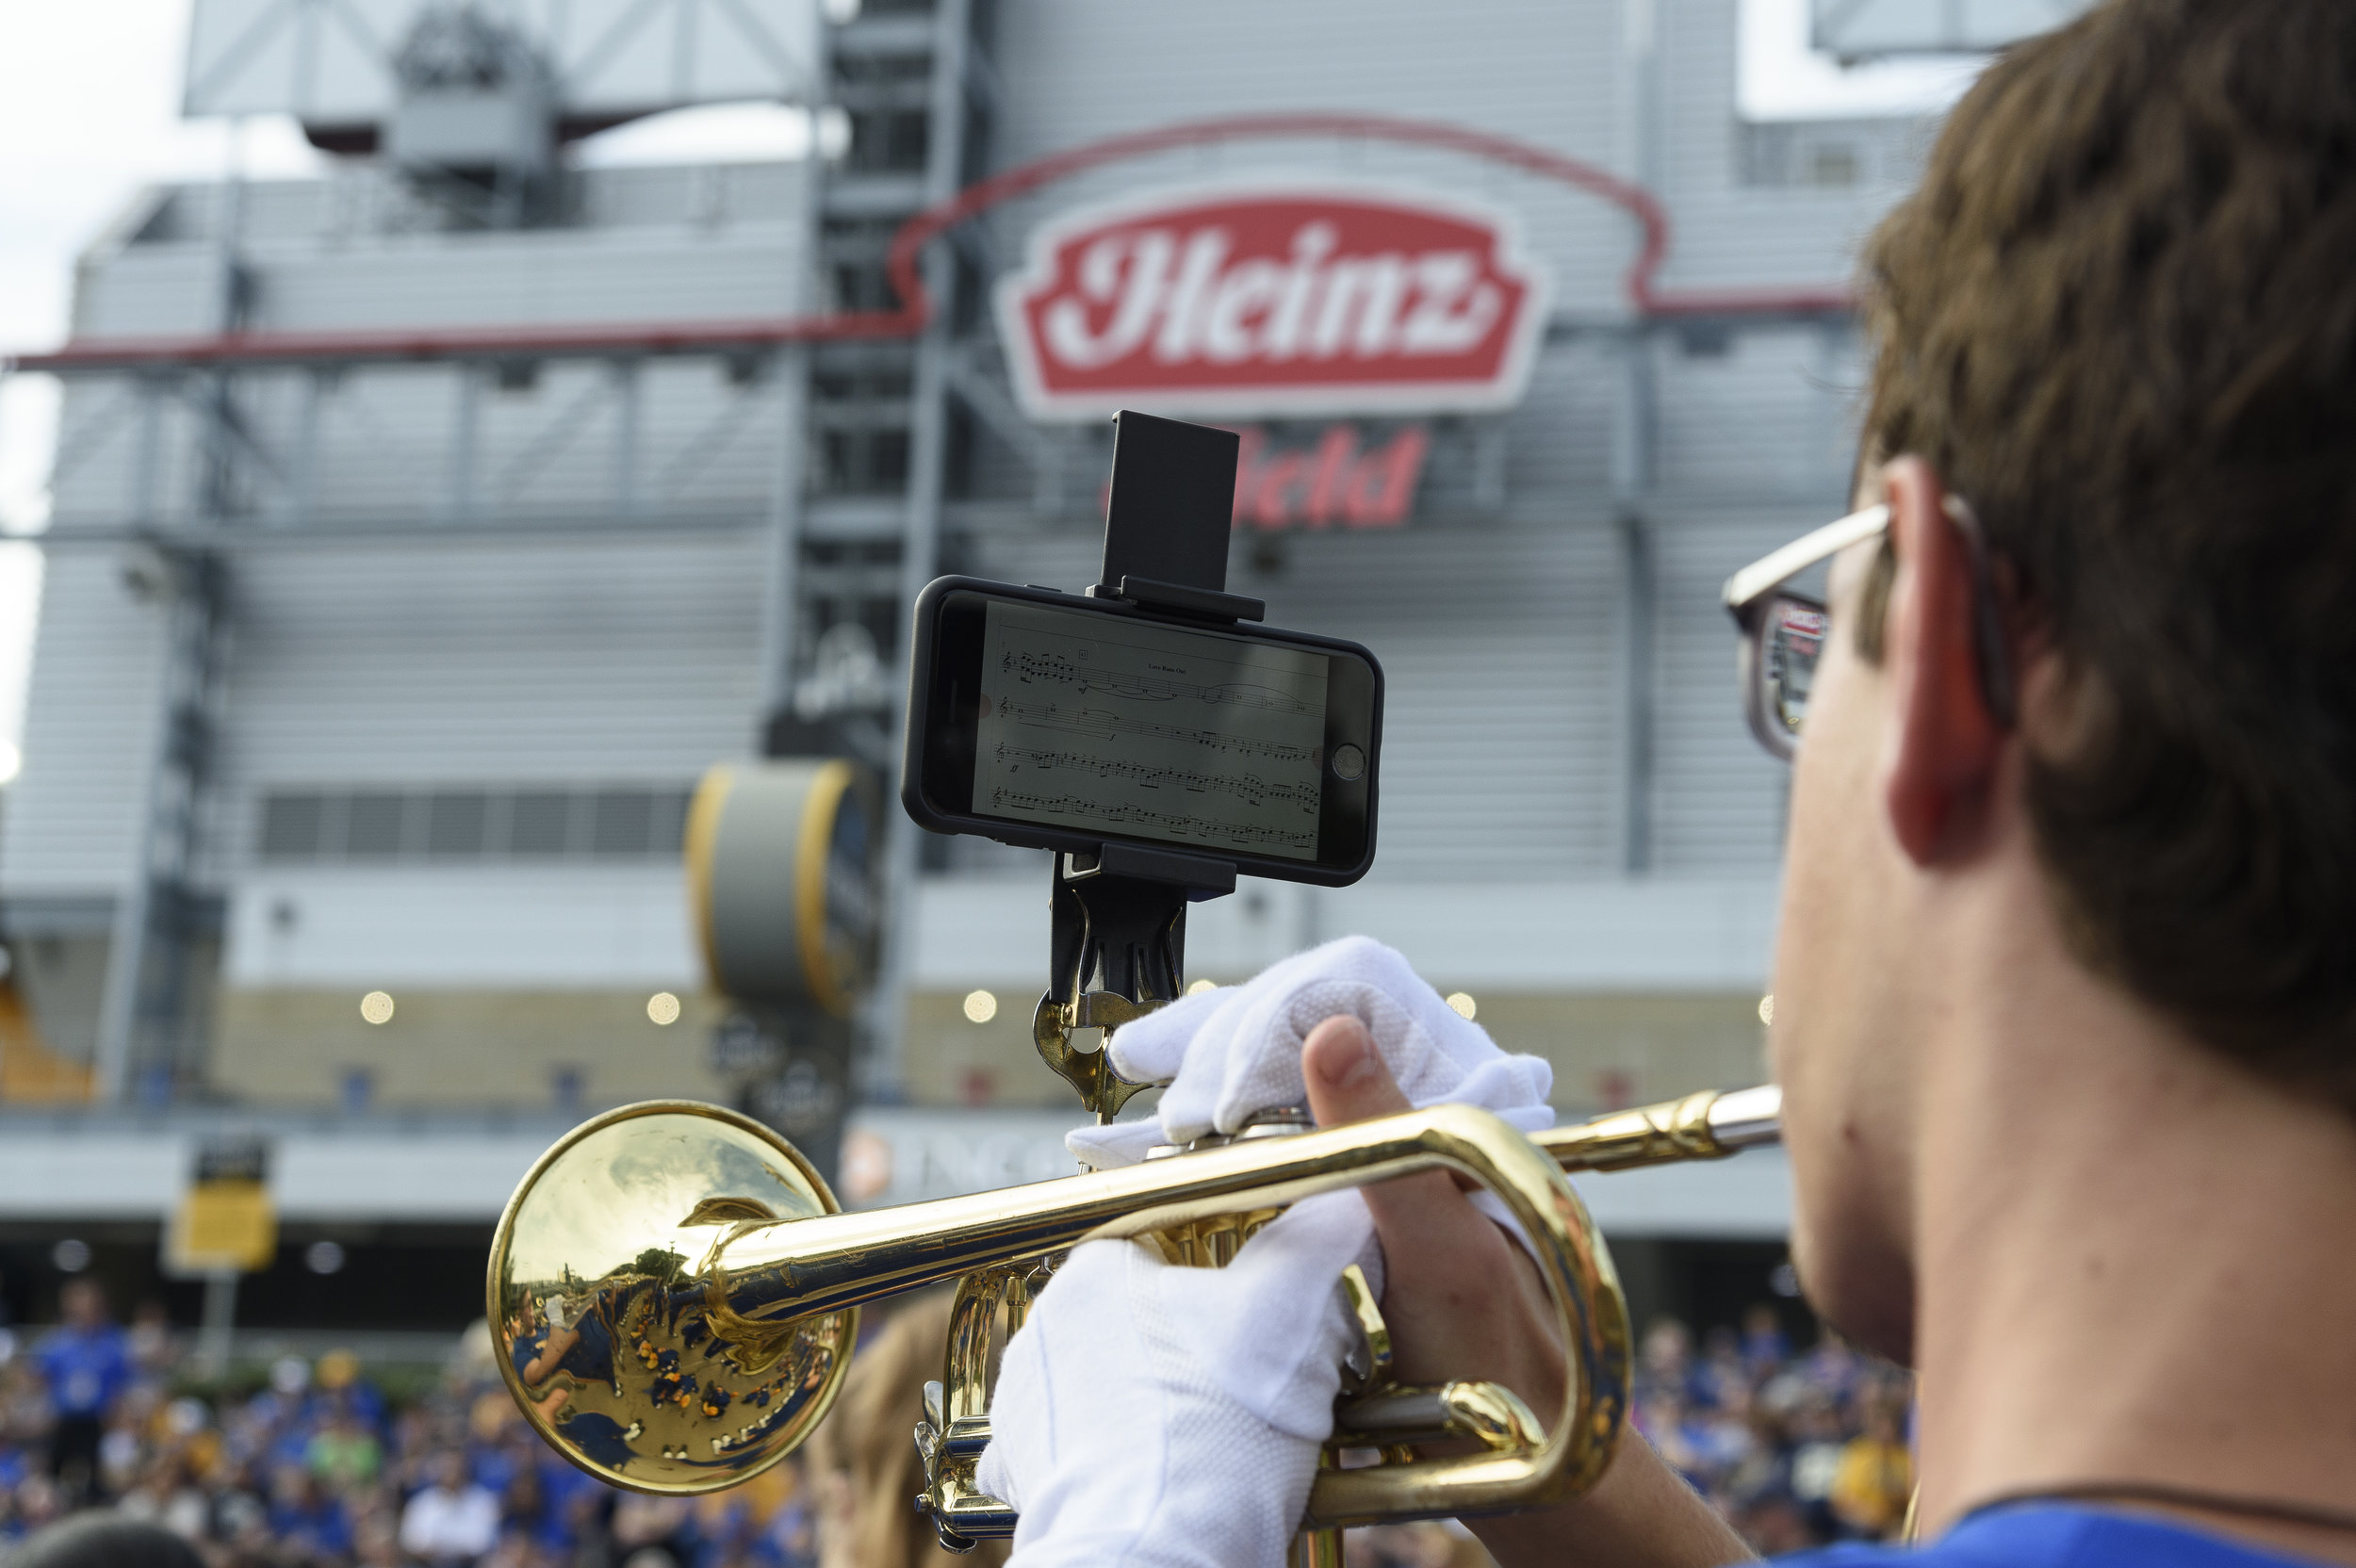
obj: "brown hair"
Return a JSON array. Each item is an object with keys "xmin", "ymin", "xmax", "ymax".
[
  {"xmin": 1858, "ymin": 0, "xmax": 2356, "ymax": 1096},
  {"xmin": 804, "ymin": 1292, "xmax": 1009, "ymax": 1568}
]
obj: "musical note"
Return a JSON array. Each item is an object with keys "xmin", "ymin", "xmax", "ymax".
[
  {"xmin": 992, "ymin": 743, "xmax": 1320, "ymax": 814},
  {"xmin": 999, "ymin": 650, "xmax": 1316, "ymax": 715},
  {"xmin": 973, "ymin": 602, "xmax": 1333, "ymax": 862},
  {"xmin": 992, "ymin": 698, "xmax": 1321, "ymax": 765}
]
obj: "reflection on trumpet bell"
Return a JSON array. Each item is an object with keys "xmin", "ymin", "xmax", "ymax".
[
  {"xmin": 486, "ymin": 1084, "xmax": 1782, "ymax": 1506},
  {"xmin": 487, "ymin": 1102, "xmax": 860, "ymax": 1496}
]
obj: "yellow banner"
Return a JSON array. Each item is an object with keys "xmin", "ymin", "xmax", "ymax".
[{"xmin": 167, "ymin": 1179, "xmax": 277, "ymax": 1273}]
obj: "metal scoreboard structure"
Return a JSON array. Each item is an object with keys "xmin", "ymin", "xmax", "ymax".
[
  {"xmin": 184, "ymin": 0, "xmax": 824, "ymax": 133},
  {"xmin": 1809, "ymin": 0, "xmax": 2096, "ymax": 59},
  {"xmin": 2, "ymin": 0, "xmax": 1949, "ymax": 1244}
]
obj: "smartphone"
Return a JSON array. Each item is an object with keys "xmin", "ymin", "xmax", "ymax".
[{"xmin": 903, "ymin": 578, "xmax": 1383, "ymax": 886}]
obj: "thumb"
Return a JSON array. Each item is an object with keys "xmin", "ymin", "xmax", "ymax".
[
  {"xmin": 1303, "ymin": 1015, "xmax": 1471, "ymax": 1244},
  {"xmin": 1302, "ymin": 1015, "xmax": 1411, "ymax": 1124}
]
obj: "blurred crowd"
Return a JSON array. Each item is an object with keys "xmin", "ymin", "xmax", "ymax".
[
  {"xmin": 0, "ymin": 1280, "xmax": 824, "ymax": 1568},
  {"xmin": 1630, "ymin": 1307, "xmax": 1917, "ymax": 1555},
  {"xmin": 0, "ymin": 1283, "xmax": 1909, "ymax": 1568},
  {"xmin": 1338, "ymin": 1306, "xmax": 1915, "ymax": 1568}
]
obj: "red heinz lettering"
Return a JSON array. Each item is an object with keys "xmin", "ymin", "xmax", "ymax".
[
  {"xmin": 999, "ymin": 186, "xmax": 1549, "ymax": 419},
  {"xmin": 1231, "ymin": 423, "xmax": 1431, "ymax": 531},
  {"xmin": 1039, "ymin": 230, "xmax": 1174, "ymax": 368}
]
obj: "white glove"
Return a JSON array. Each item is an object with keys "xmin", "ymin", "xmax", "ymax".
[
  {"xmin": 974, "ymin": 1193, "xmax": 1376, "ymax": 1568},
  {"xmin": 977, "ymin": 937, "xmax": 1553, "ymax": 1566},
  {"xmin": 1070, "ymin": 935, "xmax": 1556, "ymax": 1171}
]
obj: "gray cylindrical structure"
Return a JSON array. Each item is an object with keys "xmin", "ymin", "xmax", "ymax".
[{"xmin": 687, "ymin": 758, "xmax": 881, "ymax": 1015}]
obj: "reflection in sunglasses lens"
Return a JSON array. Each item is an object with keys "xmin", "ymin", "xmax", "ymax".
[{"xmin": 1768, "ymin": 597, "xmax": 1828, "ymax": 734}]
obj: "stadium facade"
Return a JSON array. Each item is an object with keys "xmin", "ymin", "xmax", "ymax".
[{"xmin": 0, "ymin": 0, "xmax": 1958, "ymax": 1329}]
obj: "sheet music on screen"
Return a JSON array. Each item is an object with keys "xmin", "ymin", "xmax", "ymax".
[{"xmin": 972, "ymin": 600, "xmax": 1331, "ymax": 860}]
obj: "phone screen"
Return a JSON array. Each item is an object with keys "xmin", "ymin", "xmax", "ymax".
[
  {"xmin": 973, "ymin": 599, "xmax": 1331, "ymax": 861},
  {"xmin": 908, "ymin": 582, "xmax": 1380, "ymax": 882}
]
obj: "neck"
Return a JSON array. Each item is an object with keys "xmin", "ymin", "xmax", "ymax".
[{"xmin": 1909, "ymin": 856, "xmax": 2356, "ymax": 1564}]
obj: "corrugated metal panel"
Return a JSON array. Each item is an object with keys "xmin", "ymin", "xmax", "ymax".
[
  {"xmin": 205, "ymin": 531, "xmax": 767, "ymax": 872},
  {"xmin": 988, "ymin": 0, "xmax": 1634, "ymax": 316},
  {"xmin": 1653, "ymin": 323, "xmax": 1863, "ymax": 504},
  {"xmin": 244, "ymin": 223, "xmax": 803, "ymax": 334},
  {"xmin": 68, "ymin": 250, "xmax": 222, "ymax": 338},
  {"xmin": 0, "ymin": 555, "xmax": 166, "ymax": 894},
  {"xmin": 222, "ymin": 865, "xmax": 699, "ymax": 986},
  {"xmin": 25, "ymin": 170, "xmax": 809, "ymax": 907},
  {"xmin": 1656, "ymin": 0, "xmax": 1930, "ymax": 293},
  {"xmin": 205, "ymin": 358, "xmax": 790, "ymax": 523},
  {"xmin": 1258, "ymin": 523, "xmax": 1624, "ymax": 878},
  {"xmin": 41, "ymin": 380, "xmax": 205, "ymax": 529},
  {"xmin": 52, "ymin": 188, "xmax": 809, "ymax": 531},
  {"xmin": 122, "ymin": 162, "xmax": 809, "ymax": 249},
  {"xmin": 4, "ymin": 531, "xmax": 765, "ymax": 895}
]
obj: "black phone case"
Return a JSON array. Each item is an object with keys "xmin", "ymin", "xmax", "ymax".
[{"xmin": 900, "ymin": 575, "xmax": 1383, "ymax": 887}]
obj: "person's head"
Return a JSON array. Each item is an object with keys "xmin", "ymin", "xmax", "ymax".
[
  {"xmin": 803, "ymin": 1292, "xmax": 1006, "ymax": 1568},
  {"xmin": 9, "ymin": 1516, "xmax": 205, "ymax": 1568},
  {"xmin": 316, "ymin": 1348, "xmax": 360, "ymax": 1392},
  {"xmin": 1787, "ymin": 1391, "xmax": 1839, "ymax": 1444},
  {"xmin": 1734, "ymin": 1492, "xmax": 1815, "ymax": 1556},
  {"xmin": 270, "ymin": 1462, "xmax": 313, "ymax": 1508},
  {"xmin": 58, "ymin": 1279, "xmax": 106, "ymax": 1330},
  {"xmin": 1769, "ymin": 0, "xmax": 2356, "ymax": 1359},
  {"xmin": 353, "ymin": 1512, "xmax": 402, "ymax": 1568},
  {"xmin": 1638, "ymin": 1316, "xmax": 1691, "ymax": 1379}
]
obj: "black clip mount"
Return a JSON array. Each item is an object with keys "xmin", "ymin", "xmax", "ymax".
[{"xmin": 1033, "ymin": 413, "xmax": 1260, "ymax": 1121}]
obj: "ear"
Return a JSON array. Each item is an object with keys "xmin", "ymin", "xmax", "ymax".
[{"xmin": 1878, "ymin": 457, "xmax": 2004, "ymax": 863}]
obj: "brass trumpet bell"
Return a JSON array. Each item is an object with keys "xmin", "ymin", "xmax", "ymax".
[{"xmin": 488, "ymin": 1102, "xmax": 859, "ymax": 1494}]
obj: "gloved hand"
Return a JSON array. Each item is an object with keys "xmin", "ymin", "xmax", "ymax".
[
  {"xmin": 1070, "ymin": 935, "xmax": 1555, "ymax": 1172},
  {"xmin": 976, "ymin": 938, "xmax": 1556, "ymax": 1567},
  {"xmin": 973, "ymin": 1192, "xmax": 1377, "ymax": 1568}
]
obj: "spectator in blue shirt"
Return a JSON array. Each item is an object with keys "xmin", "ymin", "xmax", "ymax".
[{"xmin": 35, "ymin": 1280, "xmax": 131, "ymax": 1507}]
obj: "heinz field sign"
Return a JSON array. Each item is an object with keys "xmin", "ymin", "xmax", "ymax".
[{"xmin": 997, "ymin": 182, "xmax": 1553, "ymax": 420}]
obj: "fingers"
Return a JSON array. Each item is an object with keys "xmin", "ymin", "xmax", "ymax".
[
  {"xmin": 1303, "ymin": 1015, "xmax": 1470, "ymax": 1238},
  {"xmin": 1303, "ymin": 1015, "xmax": 1568, "ymax": 1420},
  {"xmin": 1102, "ymin": 983, "xmax": 1228, "ymax": 1083}
]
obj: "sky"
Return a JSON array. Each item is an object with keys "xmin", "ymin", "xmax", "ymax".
[{"xmin": 0, "ymin": 0, "xmax": 1985, "ymax": 778}]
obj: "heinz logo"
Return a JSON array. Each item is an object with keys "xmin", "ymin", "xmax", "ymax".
[{"xmin": 997, "ymin": 183, "xmax": 1552, "ymax": 419}]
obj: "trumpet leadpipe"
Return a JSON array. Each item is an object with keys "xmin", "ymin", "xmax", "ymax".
[
  {"xmin": 673, "ymin": 1085, "xmax": 1782, "ymax": 1327},
  {"xmin": 1539, "ymin": 1083, "xmax": 1782, "ymax": 1173}
]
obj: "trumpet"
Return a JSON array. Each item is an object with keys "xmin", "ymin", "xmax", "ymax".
[{"xmin": 486, "ymin": 1083, "xmax": 1780, "ymax": 1541}]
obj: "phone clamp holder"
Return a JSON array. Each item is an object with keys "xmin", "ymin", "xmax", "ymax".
[{"xmin": 1033, "ymin": 413, "xmax": 1249, "ymax": 1120}]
